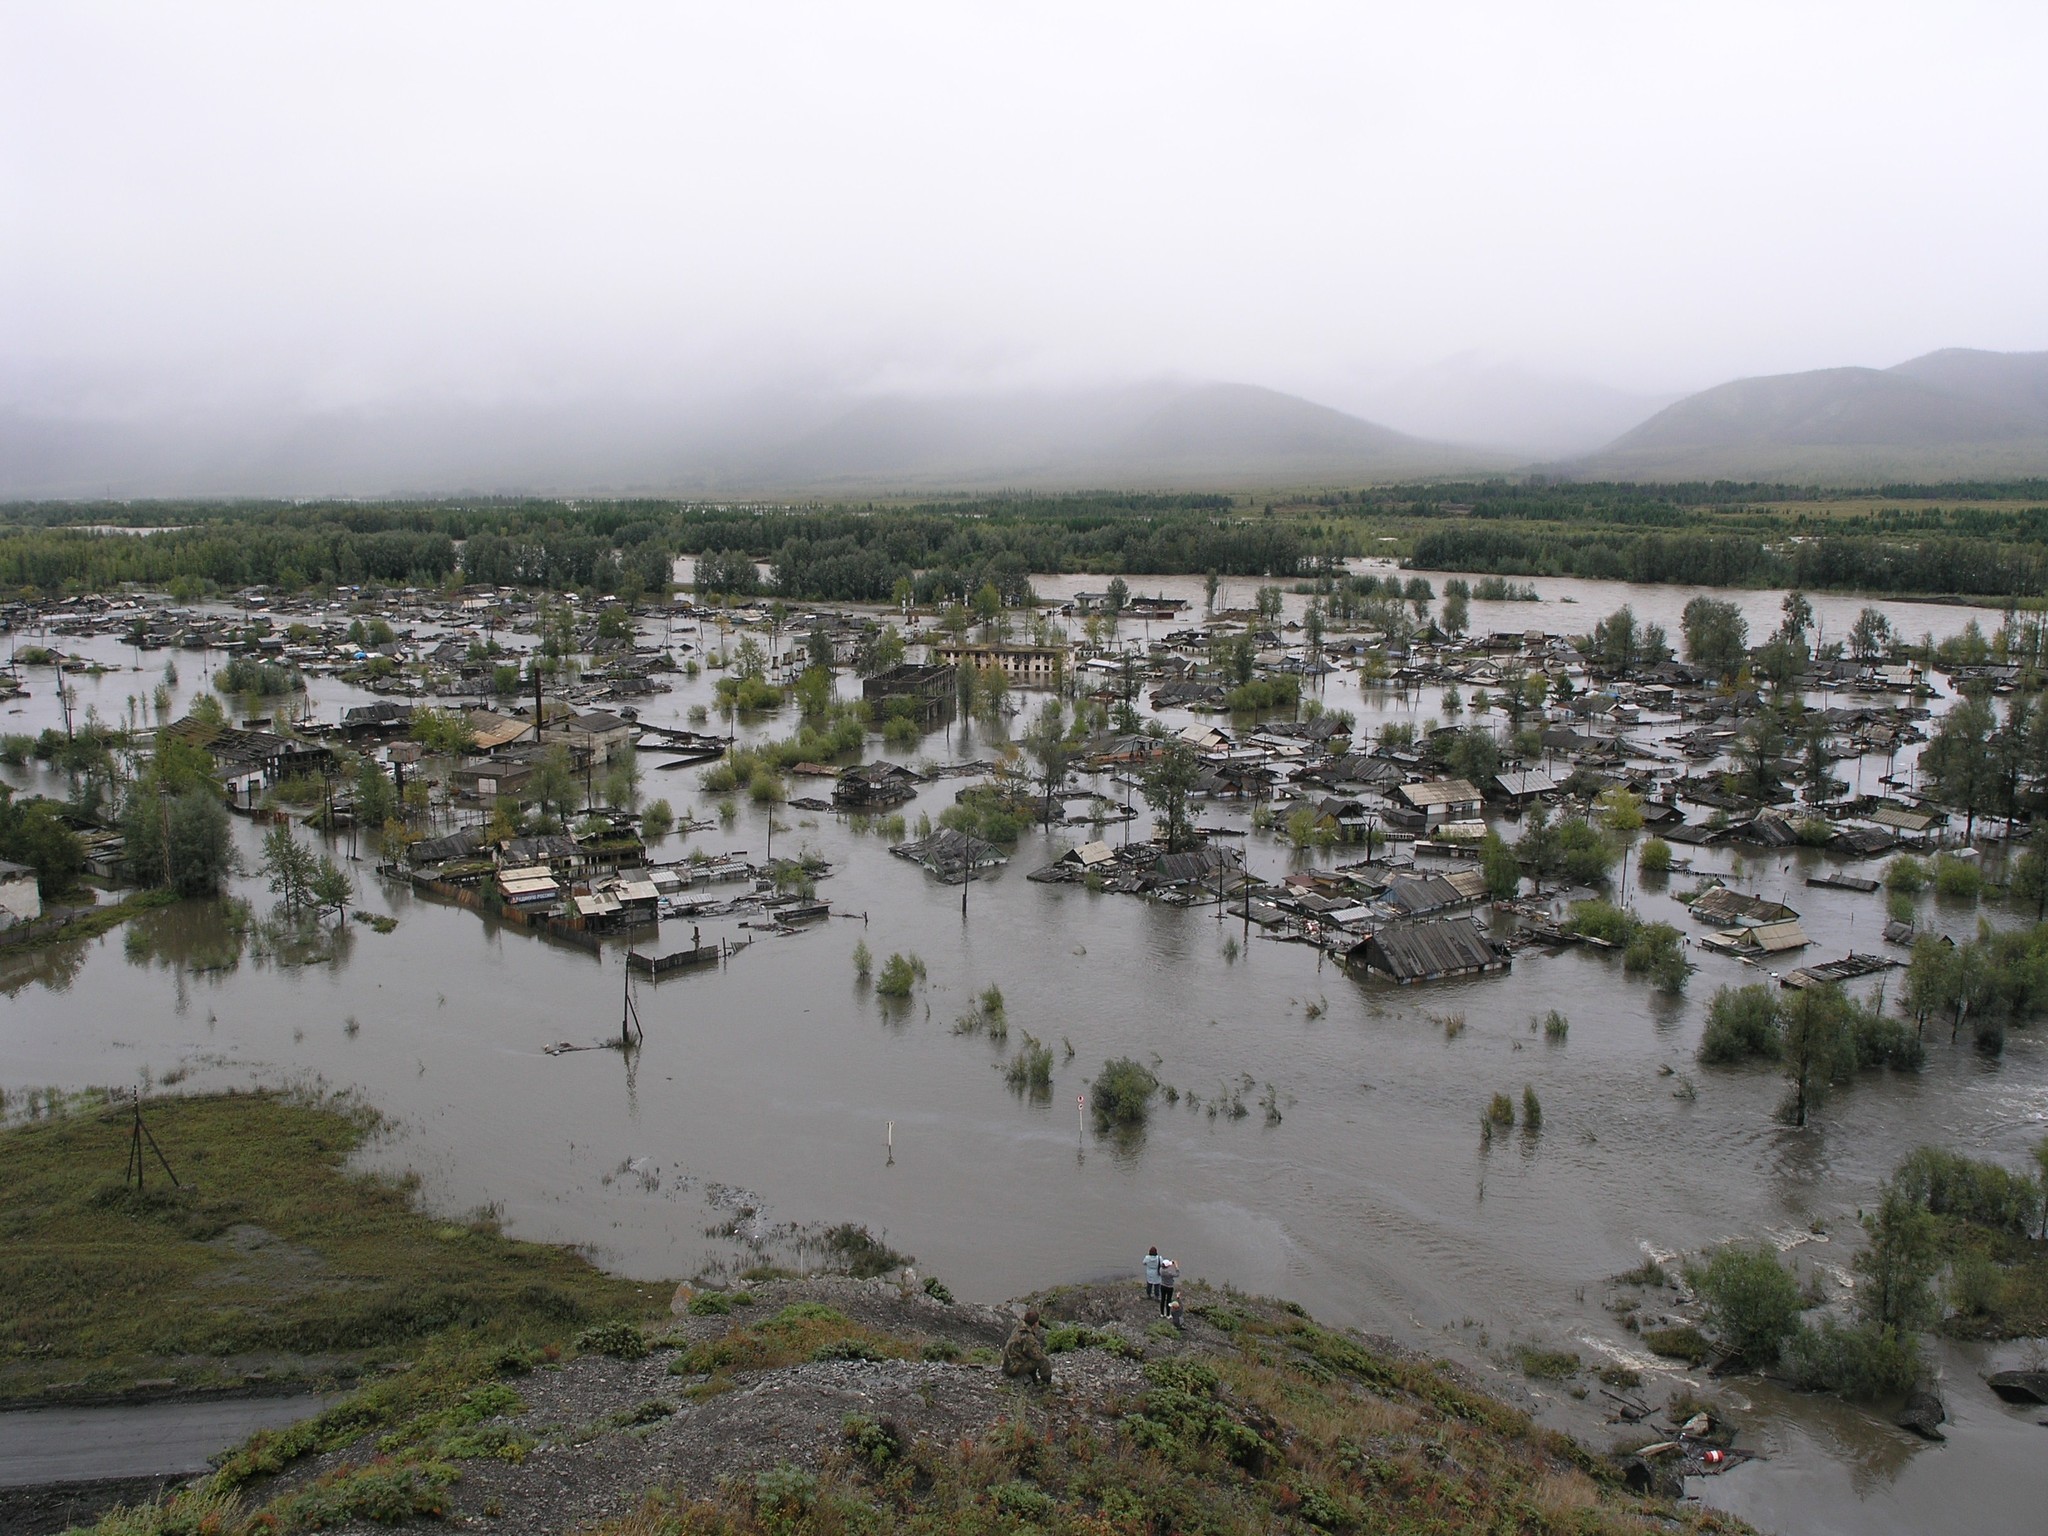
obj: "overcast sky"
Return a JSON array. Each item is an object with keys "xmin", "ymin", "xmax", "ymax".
[{"xmin": 5, "ymin": 1, "xmax": 2046, "ymax": 423}]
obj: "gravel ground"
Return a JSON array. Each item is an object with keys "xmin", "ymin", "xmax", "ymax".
[{"xmin": 246, "ymin": 1278, "xmax": 1155, "ymax": 1535}]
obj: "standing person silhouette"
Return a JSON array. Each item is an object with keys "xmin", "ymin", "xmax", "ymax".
[
  {"xmin": 1142, "ymin": 1246, "xmax": 1162, "ymax": 1302},
  {"xmin": 1156, "ymin": 1255, "xmax": 1179, "ymax": 1317}
]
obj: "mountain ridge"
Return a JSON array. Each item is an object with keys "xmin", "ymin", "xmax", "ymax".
[{"xmin": 1567, "ymin": 347, "xmax": 2048, "ymax": 482}]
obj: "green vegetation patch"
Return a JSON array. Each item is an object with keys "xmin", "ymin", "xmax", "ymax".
[{"xmin": 0, "ymin": 1090, "xmax": 652, "ymax": 1404}]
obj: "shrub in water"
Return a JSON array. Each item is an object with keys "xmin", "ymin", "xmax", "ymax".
[
  {"xmin": 1091, "ymin": 1057, "xmax": 1158, "ymax": 1128},
  {"xmin": 875, "ymin": 952, "xmax": 921, "ymax": 998},
  {"xmin": 1885, "ymin": 854, "xmax": 1928, "ymax": 892},
  {"xmin": 1690, "ymin": 1245, "xmax": 1804, "ymax": 1366}
]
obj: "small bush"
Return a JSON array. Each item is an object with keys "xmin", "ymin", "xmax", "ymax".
[
  {"xmin": 688, "ymin": 1291, "xmax": 754, "ymax": 1316},
  {"xmin": 1698, "ymin": 984, "xmax": 1781, "ymax": 1064},
  {"xmin": 1485, "ymin": 1092, "xmax": 1515, "ymax": 1127},
  {"xmin": 992, "ymin": 1481, "xmax": 1055, "ymax": 1520},
  {"xmin": 1520, "ymin": 1085, "xmax": 1542, "ymax": 1132},
  {"xmin": 1091, "ymin": 1058, "xmax": 1159, "ymax": 1128},
  {"xmin": 1640, "ymin": 1324, "xmax": 1711, "ymax": 1365},
  {"xmin": 1617, "ymin": 1258, "xmax": 1667, "ymax": 1288},
  {"xmin": 1515, "ymin": 1346, "xmax": 1580, "ymax": 1379},
  {"xmin": 1540, "ymin": 1009, "xmax": 1569, "ymax": 1043},
  {"xmin": 574, "ymin": 1319, "xmax": 648, "ymax": 1359},
  {"xmin": 875, "ymin": 952, "xmax": 922, "ymax": 998},
  {"xmin": 1783, "ymin": 1317, "xmax": 1921, "ymax": 1399},
  {"xmin": 1885, "ymin": 854, "xmax": 1928, "ymax": 892},
  {"xmin": 921, "ymin": 1275, "xmax": 954, "ymax": 1305},
  {"xmin": 1046, "ymin": 1324, "xmax": 1139, "ymax": 1357},
  {"xmin": 1004, "ymin": 1033, "xmax": 1055, "ymax": 1096},
  {"xmin": 1933, "ymin": 853, "xmax": 1983, "ymax": 900},
  {"xmin": 1639, "ymin": 837, "xmax": 1673, "ymax": 875},
  {"xmin": 1691, "ymin": 1245, "xmax": 1804, "ymax": 1366},
  {"xmin": 753, "ymin": 1463, "xmax": 819, "ymax": 1520},
  {"xmin": 851, "ymin": 939, "xmax": 872, "ymax": 980},
  {"xmin": 1946, "ymin": 1249, "xmax": 2002, "ymax": 1317},
  {"xmin": 842, "ymin": 1412, "xmax": 902, "ymax": 1471}
]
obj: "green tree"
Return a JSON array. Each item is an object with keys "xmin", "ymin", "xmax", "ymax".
[
  {"xmin": 1731, "ymin": 709, "xmax": 1787, "ymax": 804},
  {"xmin": 410, "ymin": 707, "xmax": 478, "ymax": 756},
  {"xmin": 971, "ymin": 582, "xmax": 1006, "ymax": 641},
  {"xmin": 1800, "ymin": 716, "xmax": 1844, "ymax": 805},
  {"xmin": 310, "ymin": 855, "xmax": 354, "ymax": 921},
  {"xmin": 261, "ymin": 823, "xmax": 318, "ymax": 917},
  {"xmin": 1440, "ymin": 578, "xmax": 1470, "ymax": 638},
  {"xmin": 1853, "ymin": 1187, "xmax": 1939, "ymax": 1334},
  {"xmin": 122, "ymin": 788, "xmax": 229, "ymax": 896},
  {"xmin": 1921, "ymin": 693, "xmax": 1996, "ymax": 837},
  {"xmin": 1227, "ymin": 633, "xmax": 1257, "ymax": 688},
  {"xmin": 1479, "ymin": 831, "xmax": 1521, "ymax": 899},
  {"xmin": 529, "ymin": 747, "xmax": 580, "ymax": 828},
  {"xmin": 1589, "ymin": 605, "xmax": 1639, "ymax": 671},
  {"xmin": 1682, "ymin": 595, "xmax": 1749, "ymax": 682},
  {"xmin": 1850, "ymin": 605, "xmax": 1893, "ymax": 660},
  {"xmin": 1021, "ymin": 700, "xmax": 1076, "ymax": 826},
  {"xmin": 0, "ymin": 790, "xmax": 85, "ymax": 897},
  {"xmin": 1142, "ymin": 742, "xmax": 1202, "ymax": 854},
  {"xmin": 1779, "ymin": 983, "xmax": 1858, "ymax": 1127},
  {"xmin": 354, "ymin": 757, "xmax": 398, "ymax": 830},
  {"xmin": 1105, "ymin": 577, "xmax": 1129, "ymax": 615}
]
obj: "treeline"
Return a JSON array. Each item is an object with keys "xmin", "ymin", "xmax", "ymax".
[
  {"xmin": 0, "ymin": 494, "xmax": 1313, "ymax": 602},
  {"xmin": 1408, "ymin": 524, "xmax": 2048, "ymax": 600},
  {"xmin": 677, "ymin": 500, "xmax": 1308, "ymax": 603},
  {"xmin": 0, "ymin": 524, "xmax": 459, "ymax": 594}
]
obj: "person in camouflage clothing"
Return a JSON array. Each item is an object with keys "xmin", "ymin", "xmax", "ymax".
[{"xmin": 1002, "ymin": 1307, "xmax": 1053, "ymax": 1385}]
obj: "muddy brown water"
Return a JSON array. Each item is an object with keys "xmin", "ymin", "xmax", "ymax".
[{"xmin": 5, "ymin": 573, "xmax": 2046, "ymax": 1531}]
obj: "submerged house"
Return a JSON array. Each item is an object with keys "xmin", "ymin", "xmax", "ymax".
[
  {"xmin": 1687, "ymin": 886, "xmax": 1798, "ymax": 928},
  {"xmin": 891, "ymin": 827, "xmax": 1007, "ymax": 883},
  {"xmin": 1391, "ymin": 778, "xmax": 1484, "ymax": 827},
  {"xmin": 834, "ymin": 760, "xmax": 922, "ymax": 810},
  {"xmin": 1350, "ymin": 917, "xmax": 1510, "ymax": 984}
]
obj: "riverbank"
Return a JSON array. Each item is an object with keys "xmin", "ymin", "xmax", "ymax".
[{"xmin": 63, "ymin": 1275, "xmax": 1753, "ymax": 1536}]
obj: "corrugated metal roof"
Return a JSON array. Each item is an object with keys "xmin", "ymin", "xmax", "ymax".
[
  {"xmin": 1364, "ymin": 918, "xmax": 1505, "ymax": 979},
  {"xmin": 1397, "ymin": 778, "xmax": 1482, "ymax": 808}
]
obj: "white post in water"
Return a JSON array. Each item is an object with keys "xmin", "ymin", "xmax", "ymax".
[
  {"xmin": 1077, "ymin": 1094, "xmax": 1085, "ymax": 1141},
  {"xmin": 886, "ymin": 1120, "xmax": 894, "ymax": 1166}
]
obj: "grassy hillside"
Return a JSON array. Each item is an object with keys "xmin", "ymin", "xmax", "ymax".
[{"xmin": 0, "ymin": 1089, "xmax": 657, "ymax": 1404}]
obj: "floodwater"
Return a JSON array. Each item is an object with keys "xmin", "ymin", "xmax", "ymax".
[{"xmin": 5, "ymin": 569, "xmax": 2047, "ymax": 1533}]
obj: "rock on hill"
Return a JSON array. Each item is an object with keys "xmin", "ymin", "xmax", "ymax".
[
  {"xmin": 85, "ymin": 1278, "xmax": 1748, "ymax": 1535},
  {"xmin": 1571, "ymin": 348, "xmax": 2048, "ymax": 483}
]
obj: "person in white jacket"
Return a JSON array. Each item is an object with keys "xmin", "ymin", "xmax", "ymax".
[
  {"xmin": 1142, "ymin": 1246, "xmax": 1162, "ymax": 1301},
  {"xmin": 1156, "ymin": 1256, "xmax": 1179, "ymax": 1316}
]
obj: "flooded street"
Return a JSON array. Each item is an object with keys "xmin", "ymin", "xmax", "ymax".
[{"xmin": 6, "ymin": 569, "xmax": 2047, "ymax": 1533}]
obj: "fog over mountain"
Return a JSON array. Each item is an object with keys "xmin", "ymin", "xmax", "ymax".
[
  {"xmin": 0, "ymin": 384, "xmax": 1506, "ymax": 500},
  {"xmin": 4, "ymin": 5, "xmax": 2046, "ymax": 498}
]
